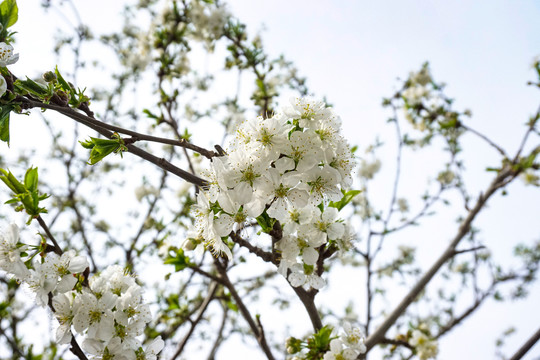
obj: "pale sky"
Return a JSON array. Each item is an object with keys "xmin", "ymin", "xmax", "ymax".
[{"xmin": 9, "ymin": 1, "xmax": 540, "ymax": 359}]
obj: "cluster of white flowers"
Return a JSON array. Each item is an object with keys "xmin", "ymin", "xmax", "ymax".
[
  {"xmin": 401, "ymin": 66, "xmax": 443, "ymax": 132},
  {"xmin": 0, "ymin": 224, "xmax": 164, "ymax": 360},
  {"xmin": 323, "ymin": 323, "xmax": 366, "ymax": 360},
  {"xmin": 402, "ymin": 66, "xmax": 432, "ymax": 107},
  {"xmin": 185, "ymin": 97, "xmax": 355, "ymax": 289},
  {"xmin": 409, "ymin": 329, "xmax": 438, "ymax": 360},
  {"xmin": 188, "ymin": 0, "xmax": 230, "ymax": 48},
  {"xmin": 357, "ymin": 158, "xmax": 381, "ymax": 180}
]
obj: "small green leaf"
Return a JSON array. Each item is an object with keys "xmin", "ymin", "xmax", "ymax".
[
  {"xmin": 143, "ymin": 109, "xmax": 159, "ymax": 120},
  {"xmin": 225, "ymin": 299, "xmax": 238, "ymax": 312},
  {"xmin": 255, "ymin": 211, "xmax": 275, "ymax": 233},
  {"xmin": 0, "ymin": 104, "xmax": 12, "ymax": 144},
  {"xmin": 54, "ymin": 66, "xmax": 73, "ymax": 93},
  {"xmin": 329, "ymin": 189, "xmax": 362, "ymax": 211},
  {"xmin": 79, "ymin": 135, "xmax": 127, "ymax": 165},
  {"xmin": 24, "ymin": 167, "xmax": 38, "ymax": 192},
  {"xmin": 14, "ymin": 78, "xmax": 50, "ymax": 98},
  {"xmin": 0, "ymin": 0, "xmax": 18, "ymax": 29},
  {"xmin": 164, "ymin": 248, "xmax": 193, "ymax": 272},
  {"xmin": 0, "ymin": 167, "xmax": 49, "ymax": 223}
]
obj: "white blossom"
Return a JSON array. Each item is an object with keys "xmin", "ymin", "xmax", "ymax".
[
  {"xmin": 73, "ymin": 290, "xmax": 117, "ymax": 341},
  {"xmin": 0, "ymin": 42, "xmax": 19, "ymax": 67},
  {"xmin": 52, "ymin": 292, "xmax": 75, "ymax": 344},
  {"xmin": 409, "ymin": 330, "xmax": 438, "ymax": 360},
  {"xmin": 136, "ymin": 336, "xmax": 165, "ymax": 360},
  {"xmin": 0, "ymin": 223, "xmax": 30, "ymax": 280},
  {"xmin": 323, "ymin": 339, "xmax": 357, "ymax": 360}
]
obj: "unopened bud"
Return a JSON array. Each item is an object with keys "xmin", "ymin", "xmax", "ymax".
[
  {"xmin": 182, "ymin": 238, "xmax": 196, "ymax": 251},
  {"xmin": 42, "ymin": 71, "xmax": 57, "ymax": 83}
]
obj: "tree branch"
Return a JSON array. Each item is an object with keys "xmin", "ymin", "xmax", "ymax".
[
  {"xmin": 508, "ymin": 326, "xmax": 540, "ymax": 360},
  {"xmin": 363, "ymin": 163, "xmax": 519, "ymax": 353},
  {"xmin": 20, "ymin": 98, "xmax": 209, "ymax": 187},
  {"xmin": 36, "ymin": 215, "xmax": 63, "ymax": 255},
  {"xmin": 214, "ymin": 259, "xmax": 276, "ymax": 360},
  {"xmin": 170, "ymin": 282, "xmax": 218, "ymax": 360},
  {"xmin": 206, "ymin": 303, "xmax": 229, "ymax": 360}
]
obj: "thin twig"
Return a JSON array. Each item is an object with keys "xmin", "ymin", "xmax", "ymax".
[
  {"xmin": 460, "ymin": 123, "xmax": 508, "ymax": 158},
  {"xmin": 214, "ymin": 259, "xmax": 276, "ymax": 360},
  {"xmin": 22, "ymin": 98, "xmax": 206, "ymax": 187},
  {"xmin": 513, "ymin": 105, "xmax": 540, "ymax": 162},
  {"xmin": 25, "ymin": 99, "xmax": 219, "ymax": 159},
  {"xmin": 452, "ymin": 245, "xmax": 486, "ymax": 255},
  {"xmin": 206, "ymin": 303, "xmax": 229, "ymax": 360},
  {"xmin": 170, "ymin": 282, "xmax": 218, "ymax": 360},
  {"xmin": 21, "ymin": 98, "xmax": 209, "ymax": 187},
  {"xmin": 229, "ymin": 231, "xmax": 277, "ymax": 265},
  {"xmin": 36, "ymin": 216, "xmax": 63, "ymax": 255}
]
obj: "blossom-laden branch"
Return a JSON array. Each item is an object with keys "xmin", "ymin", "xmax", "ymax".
[
  {"xmin": 0, "ymin": 223, "xmax": 165, "ymax": 360},
  {"xmin": 183, "ymin": 97, "xmax": 357, "ymax": 292}
]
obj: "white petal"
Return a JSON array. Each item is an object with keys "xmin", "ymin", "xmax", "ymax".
[
  {"xmin": 308, "ymin": 274, "xmax": 325, "ymax": 289},
  {"xmin": 56, "ymin": 324, "xmax": 72, "ymax": 344},
  {"xmin": 68, "ymin": 255, "xmax": 89, "ymax": 273},
  {"xmin": 214, "ymin": 214, "xmax": 234, "ymax": 237},
  {"xmin": 302, "ymin": 247, "xmax": 319, "ymax": 266},
  {"xmin": 57, "ymin": 275, "xmax": 77, "ymax": 293},
  {"xmin": 81, "ymin": 338, "xmax": 103, "ymax": 355},
  {"xmin": 288, "ymin": 272, "xmax": 306, "ymax": 287}
]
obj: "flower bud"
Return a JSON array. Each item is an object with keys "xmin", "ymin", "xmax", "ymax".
[
  {"xmin": 285, "ymin": 337, "xmax": 302, "ymax": 354},
  {"xmin": 182, "ymin": 238, "xmax": 196, "ymax": 251},
  {"xmin": 42, "ymin": 71, "xmax": 57, "ymax": 83}
]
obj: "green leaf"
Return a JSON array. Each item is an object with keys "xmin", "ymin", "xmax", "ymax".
[
  {"xmin": 143, "ymin": 109, "xmax": 159, "ymax": 120},
  {"xmin": 54, "ymin": 66, "xmax": 79, "ymax": 105},
  {"xmin": 0, "ymin": 104, "xmax": 12, "ymax": 144},
  {"xmin": 0, "ymin": 0, "xmax": 18, "ymax": 29},
  {"xmin": 13, "ymin": 77, "xmax": 50, "ymax": 98},
  {"xmin": 164, "ymin": 248, "xmax": 193, "ymax": 272},
  {"xmin": 24, "ymin": 167, "xmax": 38, "ymax": 192},
  {"xmin": 225, "ymin": 298, "xmax": 238, "ymax": 312},
  {"xmin": 0, "ymin": 168, "xmax": 24, "ymax": 193},
  {"xmin": 79, "ymin": 136, "xmax": 127, "ymax": 165},
  {"xmin": 329, "ymin": 189, "xmax": 362, "ymax": 211},
  {"xmin": 255, "ymin": 211, "xmax": 275, "ymax": 233},
  {"xmin": 0, "ymin": 167, "xmax": 49, "ymax": 223},
  {"xmin": 54, "ymin": 66, "xmax": 73, "ymax": 93}
]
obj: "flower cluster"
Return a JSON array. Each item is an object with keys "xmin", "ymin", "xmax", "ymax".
[
  {"xmin": 0, "ymin": 224, "xmax": 164, "ymax": 360},
  {"xmin": 409, "ymin": 329, "xmax": 438, "ymax": 360},
  {"xmin": 323, "ymin": 323, "xmax": 366, "ymax": 360},
  {"xmin": 185, "ymin": 97, "xmax": 356, "ymax": 289},
  {"xmin": 188, "ymin": 0, "xmax": 230, "ymax": 49}
]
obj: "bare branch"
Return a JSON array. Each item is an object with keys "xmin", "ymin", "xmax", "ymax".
[
  {"xmin": 508, "ymin": 326, "xmax": 540, "ymax": 360},
  {"xmin": 364, "ymin": 163, "xmax": 520, "ymax": 352},
  {"xmin": 37, "ymin": 215, "xmax": 63, "ymax": 256},
  {"xmin": 214, "ymin": 259, "xmax": 276, "ymax": 360},
  {"xmin": 21, "ymin": 98, "xmax": 209, "ymax": 187},
  {"xmin": 170, "ymin": 282, "xmax": 218, "ymax": 360},
  {"xmin": 206, "ymin": 303, "xmax": 229, "ymax": 360},
  {"xmin": 460, "ymin": 123, "xmax": 509, "ymax": 158}
]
